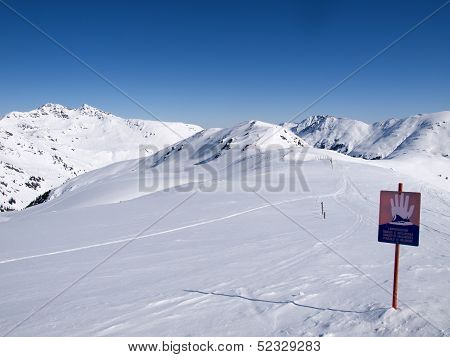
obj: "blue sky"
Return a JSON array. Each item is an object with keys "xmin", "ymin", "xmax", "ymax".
[{"xmin": 1, "ymin": 0, "xmax": 449, "ymax": 127}]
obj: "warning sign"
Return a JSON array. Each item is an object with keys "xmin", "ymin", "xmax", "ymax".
[{"xmin": 378, "ymin": 190, "xmax": 421, "ymax": 247}]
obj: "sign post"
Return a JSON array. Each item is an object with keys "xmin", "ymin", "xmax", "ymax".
[
  {"xmin": 378, "ymin": 183, "xmax": 421, "ymax": 310},
  {"xmin": 392, "ymin": 183, "xmax": 402, "ymax": 309}
]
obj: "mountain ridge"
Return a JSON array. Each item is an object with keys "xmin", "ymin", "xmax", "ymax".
[{"xmin": 282, "ymin": 111, "xmax": 450, "ymax": 160}]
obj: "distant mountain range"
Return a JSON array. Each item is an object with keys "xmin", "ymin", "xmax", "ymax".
[
  {"xmin": 282, "ymin": 111, "xmax": 449, "ymax": 160},
  {"xmin": 1, "ymin": 104, "xmax": 448, "ymax": 211}
]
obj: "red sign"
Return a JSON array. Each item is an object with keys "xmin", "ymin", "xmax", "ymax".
[{"xmin": 378, "ymin": 190, "xmax": 421, "ymax": 246}]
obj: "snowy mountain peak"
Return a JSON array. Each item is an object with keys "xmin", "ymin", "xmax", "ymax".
[
  {"xmin": 291, "ymin": 114, "xmax": 369, "ymax": 132},
  {"xmin": 2, "ymin": 103, "xmax": 71, "ymax": 121},
  {"xmin": 79, "ymin": 103, "xmax": 96, "ymax": 110},
  {"xmin": 283, "ymin": 115, "xmax": 371, "ymax": 154},
  {"xmin": 146, "ymin": 120, "xmax": 308, "ymax": 169},
  {"xmin": 0, "ymin": 104, "xmax": 203, "ymax": 211},
  {"xmin": 36, "ymin": 103, "xmax": 71, "ymax": 118},
  {"xmin": 301, "ymin": 114, "xmax": 339, "ymax": 125},
  {"xmin": 38, "ymin": 103, "xmax": 68, "ymax": 111},
  {"xmin": 229, "ymin": 120, "xmax": 308, "ymax": 149},
  {"xmin": 77, "ymin": 104, "xmax": 110, "ymax": 118}
]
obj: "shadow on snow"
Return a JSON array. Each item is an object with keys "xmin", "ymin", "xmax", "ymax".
[{"xmin": 183, "ymin": 289, "xmax": 388, "ymax": 315}]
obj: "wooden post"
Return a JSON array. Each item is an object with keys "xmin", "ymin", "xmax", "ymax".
[
  {"xmin": 392, "ymin": 182, "xmax": 403, "ymax": 309},
  {"xmin": 321, "ymin": 202, "xmax": 324, "ymax": 215}
]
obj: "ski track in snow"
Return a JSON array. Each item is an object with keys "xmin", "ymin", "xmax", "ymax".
[{"xmin": 0, "ymin": 188, "xmax": 346, "ymax": 265}]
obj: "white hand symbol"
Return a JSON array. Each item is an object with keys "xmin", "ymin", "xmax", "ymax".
[{"xmin": 390, "ymin": 193, "xmax": 415, "ymax": 221}]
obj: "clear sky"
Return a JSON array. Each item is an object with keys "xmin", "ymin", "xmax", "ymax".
[{"xmin": 1, "ymin": 0, "xmax": 449, "ymax": 127}]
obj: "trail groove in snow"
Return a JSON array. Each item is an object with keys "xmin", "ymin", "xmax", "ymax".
[{"xmin": 1, "ymin": 190, "xmax": 343, "ymax": 265}]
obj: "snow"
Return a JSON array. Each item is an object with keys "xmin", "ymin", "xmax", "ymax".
[
  {"xmin": 0, "ymin": 103, "xmax": 202, "ymax": 211},
  {"xmin": 0, "ymin": 116, "xmax": 449, "ymax": 336}
]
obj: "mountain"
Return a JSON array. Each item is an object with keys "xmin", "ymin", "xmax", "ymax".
[
  {"xmin": 42, "ymin": 120, "xmax": 308, "ymax": 209},
  {"xmin": 0, "ymin": 103, "xmax": 202, "ymax": 211},
  {"xmin": 283, "ymin": 111, "xmax": 450, "ymax": 160},
  {"xmin": 149, "ymin": 120, "xmax": 308, "ymax": 166}
]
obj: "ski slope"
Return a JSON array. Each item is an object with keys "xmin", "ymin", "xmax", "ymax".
[{"xmin": 0, "ymin": 143, "xmax": 448, "ymax": 336}]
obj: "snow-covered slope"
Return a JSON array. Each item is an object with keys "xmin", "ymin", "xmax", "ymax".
[
  {"xmin": 283, "ymin": 111, "xmax": 450, "ymax": 160},
  {"xmin": 0, "ymin": 103, "xmax": 202, "ymax": 211},
  {"xmin": 0, "ymin": 139, "xmax": 448, "ymax": 336},
  {"xmin": 40, "ymin": 120, "xmax": 308, "ymax": 209}
]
